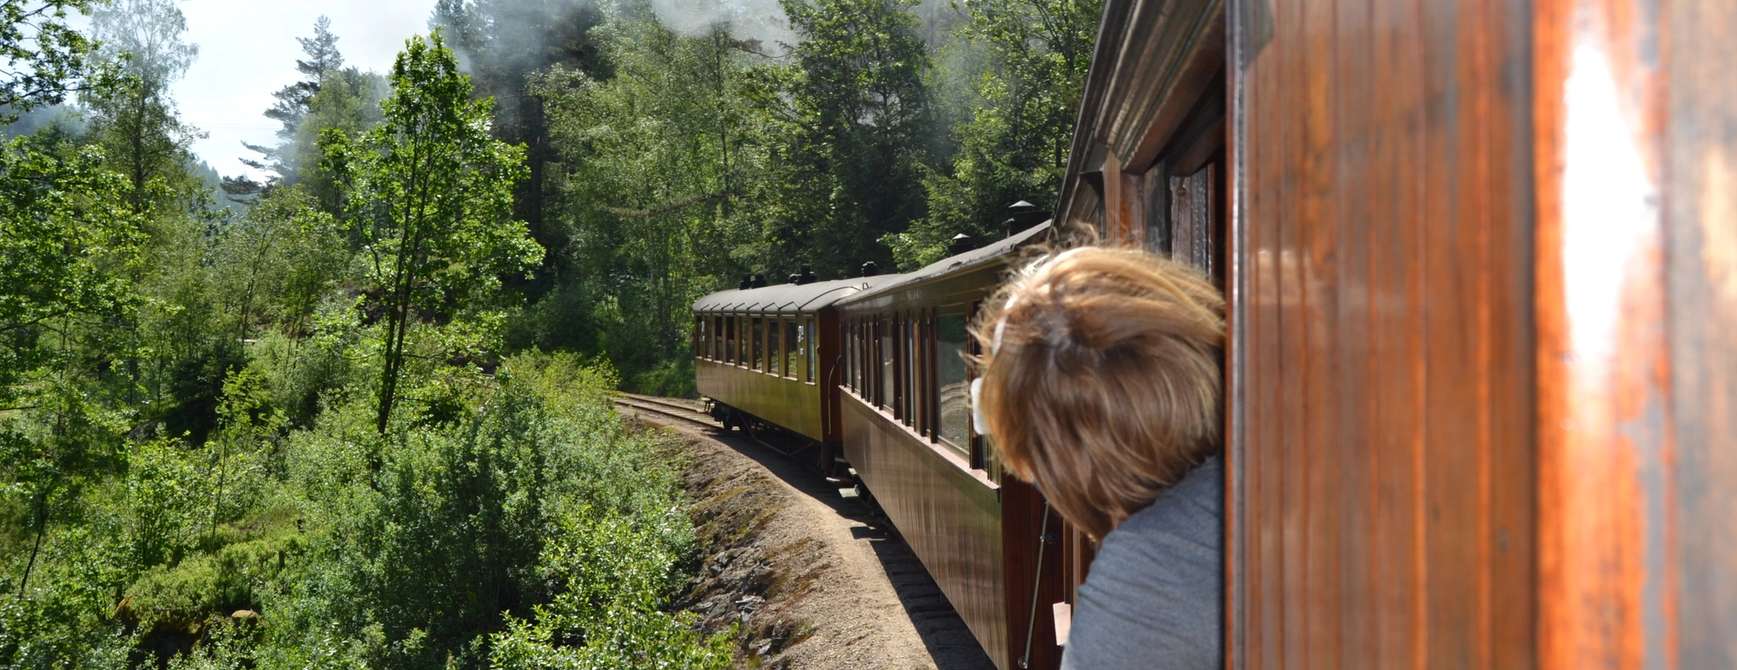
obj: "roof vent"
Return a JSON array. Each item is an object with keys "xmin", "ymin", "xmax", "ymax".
[
  {"xmin": 750, "ymin": 273, "xmax": 767, "ymax": 288},
  {"xmin": 738, "ymin": 275, "xmax": 752, "ymax": 290},
  {"xmin": 859, "ymin": 261, "xmax": 879, "ymax": 277},
  {"xmin": 800, "ymin": 266, "xmax": 817, "ymax": 284},
  {"xmin": 1003, "ymin": 200, "xmax": 1047, "ymax": 238},
  {"xmin": 787, "ymin": 273, "xmax": 802, "ymax": 285},
  {"xmin": 949, "ymin": 233, "xmax": 975, "ymax": 255}
]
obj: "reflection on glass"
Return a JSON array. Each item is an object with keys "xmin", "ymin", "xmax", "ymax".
[
  {"xmin": 803, "ymin": 319, "xmax": 816, "ymax": 382},
  {"xmin": 785, "ymin": 320, "xmax": 801, "ymax": 378},
  {"xmin": 880, "ymin": 322, "xmax": 894, "ymax": 409},
  {"xmin": 938, "ymin": 314, "xmax": 969, "ymax": 454},
  {"xmin": 751, "ymin": 318, "xmax": 762, "ymax": 370}
]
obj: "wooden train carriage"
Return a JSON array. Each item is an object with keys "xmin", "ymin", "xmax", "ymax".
[
  {"xmin": 1056, "ymin": 0, "xmax": 1737, "ymax": 667},
  {"xmin": 833, "ymin": 222, "xmax": 1065, "ymax": 670},
  {"xmin": 692, "ymin": 276, "xmax": 903, "ymax": 448}
]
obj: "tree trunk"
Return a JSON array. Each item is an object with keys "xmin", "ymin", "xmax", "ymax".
[{"xmin": 17, "ymin": 490, "xmax": 51, "ymax": 598}]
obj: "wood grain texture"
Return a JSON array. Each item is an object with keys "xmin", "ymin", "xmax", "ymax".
[
  {"xmin": 840, "ymin": 393, "xmax": 1012, "ymax": 668},
  {"xmin": 1229, "ymin": 0, "xmax": 1537, "ymax": 666},
  {"xmin": 1533, "ymin": 0, "xmax": 1668, "ymax": 666},
  {"xmin": 1534, "ymin": 1, "xmax": 1737, "ymax": 667},
  {"xmin": 1664, "ymin": 2, "xmax": 1737, "ymax": 665}
]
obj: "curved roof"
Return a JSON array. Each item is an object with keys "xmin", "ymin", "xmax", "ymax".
[
  {"xmin": 837, "ymin": 220, "xmax": 1053, "ymax": 305},
  {"xmin": 692, "ymin": 274, "xmax": 907, "ymax": 315}
]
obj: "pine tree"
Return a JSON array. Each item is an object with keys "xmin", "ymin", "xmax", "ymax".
[{"xmin": 244, "ymin": 16, "xmax": 343, "ymax": 179}]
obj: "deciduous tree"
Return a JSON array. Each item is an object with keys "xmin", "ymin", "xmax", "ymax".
[{"xmin": 323, "ymin": 33, "xmax": 541, "ymax": 434}]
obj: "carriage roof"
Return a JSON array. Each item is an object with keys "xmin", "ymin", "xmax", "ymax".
[{"xmin": 692, "ymin": 274, "xmax": 908, "ymax": 316}]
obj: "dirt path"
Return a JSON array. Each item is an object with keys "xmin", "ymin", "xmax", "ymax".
[{"xmin": 619, "ymin": 400, "xmax": 995, "ymax": 670}]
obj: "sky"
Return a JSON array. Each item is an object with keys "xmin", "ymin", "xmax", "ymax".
[{"xmin": 170, "ymin": 0, "xmax": 438, "ymax": 179}]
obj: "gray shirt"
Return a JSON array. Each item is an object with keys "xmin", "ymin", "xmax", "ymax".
[{"xmin": 1061, "ymin": 456, "xmax": 1222, "ymax": 670}]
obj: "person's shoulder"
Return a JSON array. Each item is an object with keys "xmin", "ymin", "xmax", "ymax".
[
  {"xmin": 1109, "ymin": 455, "xmax": 1223, "ymax": 559},
  {"xmin": 1062, "ymin": 457, "xmax": 1223, "ymax": 670}
]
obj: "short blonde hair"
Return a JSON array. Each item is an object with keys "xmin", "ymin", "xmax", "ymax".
[{"xmin": 973, "ymin": 245, "xmax": 1225, "ymax": 540}]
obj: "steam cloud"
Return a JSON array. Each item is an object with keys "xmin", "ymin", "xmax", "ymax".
[{"xmin": 646, "ymin": 0, "xmax": 797, "ymax": 54}]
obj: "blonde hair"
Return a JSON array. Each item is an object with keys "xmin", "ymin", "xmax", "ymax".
[{"xmin": 973, "ymin": 245, "xmax": 1225, "ymax": 540}]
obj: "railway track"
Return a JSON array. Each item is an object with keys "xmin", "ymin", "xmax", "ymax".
[
  {"xmin": 613, "ymin": 393, "xmax": 820, "ymax": 461},
  {"xmin": 611, "ymin": 393, "xmax": 716, "ymax": 429}
]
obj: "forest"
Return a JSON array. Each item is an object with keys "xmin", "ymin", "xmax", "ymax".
[{"xmin": 0, "ymin": 0, "xmax": 1095, "ymax": 665}]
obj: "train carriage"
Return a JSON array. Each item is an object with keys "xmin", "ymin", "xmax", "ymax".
[
  {"xmin": 692, "ymin": 275, "xmax": 905, "ymax": 462},
  {"xmin": 832, "ymin": 221, "xmax": 1059, "ymax": 670}
]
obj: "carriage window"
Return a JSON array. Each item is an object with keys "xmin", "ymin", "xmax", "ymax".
[
  {"xmin": 902, "ymin": 318, "xmax": 916, "ymax": 426},
  {"xmin": 723, "ymin": 318, "xmax": 735, "ymax": 364},
  {"xmin": 937, "ymin": 314, "xmax": 969, "ymax": 455},
  {"xmin": 771, "ymin": 319, "xmax": 783, "ymax": 377},
  {"xmin": 850, "ymin": 322, "xmax": 860, "ymax": 391},
  {"xmin": 784, "ymin": 320, "xmax": 801, "ymax": 379},
  {"xmin": 749, "ymin": 317, "xmax": 761, "ymax": 370},
  {"xmin": 804, "ymin": 318, "xmax": 816, "ymax": 383},
  {"xmin": 879, "ymin": 320, "xmax": 894, "ymax": 410}
]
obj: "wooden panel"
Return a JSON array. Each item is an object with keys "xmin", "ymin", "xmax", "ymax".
[
  {"xmin": 696, "ymin": 359, "xmax": 824, "ymax": 440},
  {"xmin": 1229, "ymin": 0, "xmax": 1536, "ymax": 667},
  {"xmin": 1663, "ymin": 2, "xmax": 1737, "ymax": 665},
  {"xmin": 840, "ymin": 394, "xmax": 1009, "ymax": 668},
  {"xmin": 1534, "ymin": 1, "xmax": 1737, "ymax": 667}
]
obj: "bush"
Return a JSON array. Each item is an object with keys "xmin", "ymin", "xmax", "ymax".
[
  {"xmin": 625, "ymin": 357, "xmax": 695, "ymax": 398},
  {"xmin": 235, "ymin": 351, "xmax": 729, "ymax": 666}
]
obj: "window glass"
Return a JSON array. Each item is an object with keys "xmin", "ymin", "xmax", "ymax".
[
  {"xmin": 724, "ymin": 318, "xmax": 735, "ymax": 363},
  {"xmin": 804, "ymin": 318, "xmax": 816, "ymax": 382},
  {"xmin": 785, "ymin": 320, "xmax": 801, "ymax": 379},
  {"xmin": 770, "ymin": 318, "xmax": 783, "ymax": 376},
  {"xmin": 751, "ymin": 318, "xmax": 762, "ymax": 370},
  {"xmin": 879, "ymin": 320, "xmax": 893, "ymax": 409},
  {"xmin": 714, "ymin": 317, "xmax": 723, "ymax": 359},
  {"xmin": 902, "ymin": 319, "xmax": 915, "ymax": 425},
  {"xmin": 937, "ymin": 314, "xmax": 969, "ymax": 453}
]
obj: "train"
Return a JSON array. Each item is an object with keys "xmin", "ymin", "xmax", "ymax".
[{"xmin": 693, "ymin": 0, "xmax": 1735, "ymax": 667}]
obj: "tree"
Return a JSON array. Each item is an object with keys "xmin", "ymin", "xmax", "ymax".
[
  {"xmin": 0, "ymin": 135, "xmax": 144, "ymax": 596},
  {"xmin": 323, "ymin": 32, "xmax": 541, "ymax": 434},
  {"xmin": 532, "ymin": 14, "xmax": 774, "ymax": 385},
  {"xmin": 888, "ymin": 0, "xmax": 1100, "ymax": 267},
  {"xmin": 755, "ymin": 0, "xmax": 937, "ymax": 278},
  {"xmin": 428, "ymin": 0, "xmax": 609, "ymax": 300},
  {"xmin": 0, "ymin": 0, "xmax": 100, "ymax": 121},
  {"xmin": 210, "ymin": 187, "xmax": 347, "ymax": 342},
  {"xmin": 86, "ymin": 0, "xmax": 200, "ymax": 215},
  {"xmin": 244, "ymin": 16, "xmax": 344, "ymax": 181}
]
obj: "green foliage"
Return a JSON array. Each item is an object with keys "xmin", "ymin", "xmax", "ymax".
[
  {"xmin": 889, "ymin": 0, "xmax": 1100, "ymax": 268},
  {"xmin": 0, "ymin": 135, "xmax": 144, "ymax": 400},
  {"xmin": 532, "ymin": 15, "xmax": 762, "ymax": 383},
  {"xmin": 0, "ymin": 0, "xmax": 1107, "ymax": 663},
  {"xmin": 86, "ymin": 0, "xmax": 201, "ymax": 216},
  {"xmin": 0, "ymin": 1, "xmax": 100, "ymax": 120},
  {"xmin": 760, "ymin": 0, "xmax": 938, "ymax": 277},
  {"xmin": 323, "ymin": 32, "xmax": 542, "ymax": 433}
]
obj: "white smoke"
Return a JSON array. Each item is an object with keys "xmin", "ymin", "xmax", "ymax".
[{"xmin": 647, "ymin": 0, "xmax": 798, "ymax": 55}]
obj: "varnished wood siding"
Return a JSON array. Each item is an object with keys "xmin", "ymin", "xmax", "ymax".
[
  {"xmin": 1533, "ymin": 1, "xmax": 1737, "ymax": 667},
  {"xmin": 1229, "ymin": 0, "xmax": 1537, "ymax": 667},
  {"xmin": 697, "ymin": 359, "xmax": 824, "ymax": 440},
  {"xmin": 840, "ymin": 393, "xmax": 1009, "ymax": 669},
  {"xmin": 1664, "ymin": 3, "xmax": 1737, "ymax": 664}
]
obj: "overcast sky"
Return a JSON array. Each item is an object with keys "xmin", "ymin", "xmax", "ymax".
[{"xmin": 170, "ymin": 0, "xmax": 438, "ymax": 179}]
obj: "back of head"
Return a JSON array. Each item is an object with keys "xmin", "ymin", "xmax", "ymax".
[{"xmin": 973, "ymin": 246, "xmax": 1225, "ymax": 539}]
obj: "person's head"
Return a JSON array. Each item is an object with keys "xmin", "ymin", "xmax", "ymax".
[{"xmin": 972, "ymin": 245, "xmax": 1225, "ymax": 539}]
